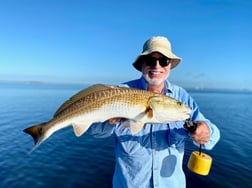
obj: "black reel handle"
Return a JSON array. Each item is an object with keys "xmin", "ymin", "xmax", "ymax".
[
  {"xmin": 185, "ymin": 119, "xmax": 202, "ymax": 154},
  {"xmin": 185, "ymin": 119, "xmax": 198, "ymax": 133}
]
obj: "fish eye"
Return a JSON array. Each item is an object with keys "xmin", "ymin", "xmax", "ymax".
[{"xmin": 177, "ymin": 102, "xmax": 182, "ymax": 106}]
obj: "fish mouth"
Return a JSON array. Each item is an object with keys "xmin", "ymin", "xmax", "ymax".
[
  {"xmin": 186, "ymin": 111, "xmax": 192, "ymax": 118},
  {"xmin": 181, "ymin": 107, "xmax": 192, "ymax": 117}
]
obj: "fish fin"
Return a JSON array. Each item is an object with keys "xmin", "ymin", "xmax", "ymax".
[
  {"xmin": 54, "ymin": 84, "xmax": 110, "ymax": 118},
  {"xmin": 72, "ymin": 123, "xmax": 90, "ymax": 137},
  {"xmin": 145, "ymin": 106, "xmax": 153, "ymax": 118},
  {"xmin": 122, "ymin": 123, "xmax": 130, "ymax": 128},
  {"xmin": 23, "ymin": 123, "xmax": 47, "ymax": 153},
  {"xmin": 122, "ymin": 111, "xmax": 150, "ymax": 134},
  {"xmin": 123, "ymin": 120, "xmax": 145, "ymax": 135}
]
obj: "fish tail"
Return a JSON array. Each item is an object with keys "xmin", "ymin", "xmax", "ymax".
[{"xmin": 23, "ymin": 122, "xmax": 47, "ymax": 152}]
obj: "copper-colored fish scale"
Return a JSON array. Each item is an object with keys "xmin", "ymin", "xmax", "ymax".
[
  {"xmin": 53, "ymin": 84, "xmax": 110, "ymax": 117},
  {"xmin": 23, "ymin": 84, "xmax": 192, "ymax": 151},
  {"xmin": 50, "ymin": 84, "xmax": 159, "ymax": 124}
]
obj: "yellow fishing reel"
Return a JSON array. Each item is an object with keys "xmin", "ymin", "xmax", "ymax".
[{"xmin": 185, "ymin": 119, "xmax": 213, "ymax": 176}]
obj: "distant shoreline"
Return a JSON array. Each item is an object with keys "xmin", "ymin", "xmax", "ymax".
[
  {"xmin": 0, "ymin": 80, "xmax": 44, "ymax": 84},
  {"xmin": 0, "ymin": 80, "xmax": 88, "ymax": 86},
  {"xmin": 0, "ymin": 80, "xmax": 251, "ymax": 94}
]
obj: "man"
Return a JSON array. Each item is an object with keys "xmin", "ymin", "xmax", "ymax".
[{"xmin": 87, "ymin": 36, "xmax": 220, "ymax": 187}]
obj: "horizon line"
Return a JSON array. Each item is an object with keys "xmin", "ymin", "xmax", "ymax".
[{"xmin": 1, "ymin": 79, "xmax": 251, "ymax": 93}]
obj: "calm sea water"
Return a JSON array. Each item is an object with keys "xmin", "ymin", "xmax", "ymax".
[{"xmin": 0, "ymin": 83, "xmax": 252, "ymax": 188}]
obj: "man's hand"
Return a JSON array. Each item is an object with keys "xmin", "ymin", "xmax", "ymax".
[
  {"xmin": 189, "ymin": 121, "xmax": 210, "ymax": 144},
  {"xmin": 108, "ymin": 118, "xmax": 121, "ymax": 125},
  {"xmin": 108, "ymin": 118, "xmax": 128, "ymax": 125}
]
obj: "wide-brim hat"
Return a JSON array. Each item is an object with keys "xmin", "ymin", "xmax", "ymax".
[{"xmin": 132, "ymin": 36, "xmax": 181, "ymax": 71}]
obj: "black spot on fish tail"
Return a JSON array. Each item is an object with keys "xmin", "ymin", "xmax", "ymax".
[{"xmin": 23, "ymin": 122, "xmax": 47, "ymax": 145}]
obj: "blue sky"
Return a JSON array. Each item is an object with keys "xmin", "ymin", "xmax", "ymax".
[{"xmin": 0, "ymin": 0, "xmax": 251, "ymax": 90}]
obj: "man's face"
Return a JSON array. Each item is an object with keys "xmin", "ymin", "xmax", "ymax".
[{"xmin": 142, "ymin": 52, "xmax": 171, "ymax": 86}]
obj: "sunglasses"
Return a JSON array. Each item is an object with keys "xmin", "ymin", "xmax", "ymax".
[{"xmin": 143, "ymin": 56, "xmax": 171, "ymax": 67}]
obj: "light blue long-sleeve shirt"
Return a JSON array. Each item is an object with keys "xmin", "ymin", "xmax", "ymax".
[{"xmin": 87, "ymin": 76, "xmax": 220, "ymax": 188}]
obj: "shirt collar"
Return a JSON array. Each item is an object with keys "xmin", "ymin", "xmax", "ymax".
[{"xmin": 163, "ymin": 80, "xmax": 173, "ymax": 94}]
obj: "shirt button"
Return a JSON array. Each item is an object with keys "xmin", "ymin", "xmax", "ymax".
[{"xmin": 154, "ymin": 167, "xmax": 158, "ymax": 170}]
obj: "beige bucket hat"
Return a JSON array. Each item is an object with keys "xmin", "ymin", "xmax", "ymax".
[{"xmin": 132, "ymin": 36, "xmax": 181, "ymax": 71}]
